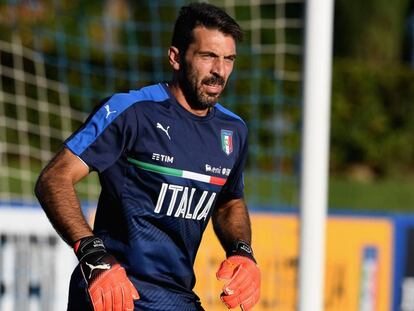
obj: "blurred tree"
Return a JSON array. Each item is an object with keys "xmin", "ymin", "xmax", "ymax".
[
  {"xmin": 334, "ymin": 0, "xmax": 411, "ymax": 63},
  {"xmin": 330, "ymin": 60, "xmax": 414, "ymax": 177},
  {"xmin": 330, "ymin": 0, "xmax": 414, "ymax": 180}
]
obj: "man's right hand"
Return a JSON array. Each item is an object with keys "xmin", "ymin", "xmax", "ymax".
[{"xmin": 74, "ymin": 236, "xmax": 140, "ymax": 311}]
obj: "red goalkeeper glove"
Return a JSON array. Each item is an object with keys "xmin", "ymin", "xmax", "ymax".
[
  {"xmin": 74, "ymin": 236, "xmax": 139, "ymax": 311},
  {"xmin": 216, "ymin": 240, "xmax": 261, "ymax": 310}
]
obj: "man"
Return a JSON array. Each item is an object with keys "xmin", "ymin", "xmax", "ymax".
[{"xmin": 35, "ymin": 2, "xmax": 260, "ymax": 311}]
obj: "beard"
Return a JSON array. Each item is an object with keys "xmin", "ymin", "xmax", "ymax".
[{"xmin": 179, "ymin": 61, "xmax": 226, "ymax": 110}]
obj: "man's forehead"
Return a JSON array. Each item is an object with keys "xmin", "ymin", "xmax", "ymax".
[{"xmin": 190, "ymin": 26, "xmax": 236, "ymax": 53}]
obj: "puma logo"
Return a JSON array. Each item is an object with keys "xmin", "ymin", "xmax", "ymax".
[
  {"xmin": 156, "ymin": 122, "xmax": 171, "ymax": 140},
  {"xmin": 85, "ymin": 262, "xmax": 111, "ymax": 279},
  {"xmin": 104, "ymin": 104, "xmax": 117, "ymax": 119}
]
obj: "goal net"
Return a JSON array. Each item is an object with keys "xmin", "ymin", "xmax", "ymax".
[
  {"xmin": 0, "ymin": 1, "xmax": 305, "ymax": 310},
  {"xmin": 0, "ymin": 0, "xmax": 304, "ymax": 207}
]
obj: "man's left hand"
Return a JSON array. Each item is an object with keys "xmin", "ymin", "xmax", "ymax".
[{"xmin": 216, "ymin": 255, "xmax": 260, "ymax": 310}]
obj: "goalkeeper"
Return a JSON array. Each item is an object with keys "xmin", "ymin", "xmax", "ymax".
[{"xmin": 35, "ymin": 2, "xmax": 260, "ymax": 310}]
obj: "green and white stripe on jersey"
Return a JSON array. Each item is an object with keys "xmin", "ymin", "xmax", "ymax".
[{"xmin": 127, "ymin": 157, "xmax": 227, "ymax": 186}]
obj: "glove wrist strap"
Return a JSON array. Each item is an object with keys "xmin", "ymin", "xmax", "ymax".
[
  {"xmin": 226, "ymin": 239, "xmax": 256, "ymax": 263},
  {"xmin": 74, "ymin": 236, "xmax": 106, "ymax": 262}
]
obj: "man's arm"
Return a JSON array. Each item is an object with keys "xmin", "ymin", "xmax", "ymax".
[
  {"xmin": 35, "ymin": 146, "xmax": 139, "ymax": 310},
  {"xmin": 213, "ymin": 198, "xmax": 260, "ymax": 311},
  {"xmin": 34, "ymin": 147, "xmax": 92, "ymax": 245},
  {"xmin": 212, "ymin": 198, "xmax": 251, "ymax": 251}
]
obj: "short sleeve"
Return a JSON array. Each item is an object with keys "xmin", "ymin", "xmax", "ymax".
[
  {"xmin": 64, "ymin": 93, "xmax": 138, "ymax": 172},
  {"xmin": 216, "ymin": 136, "xmax": 248, "ymax": 205}
]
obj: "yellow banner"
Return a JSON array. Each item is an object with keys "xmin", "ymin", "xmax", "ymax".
[{"xmin": 194, "ymin": 213, "xmax": 393, "ymax": 311}]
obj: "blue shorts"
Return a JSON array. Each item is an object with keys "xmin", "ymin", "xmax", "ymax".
[{"xmin": 67, "ymin": 264, "xmax": 205, "ymax": 311}]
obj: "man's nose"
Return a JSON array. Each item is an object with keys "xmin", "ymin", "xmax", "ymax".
[{"xmin": 211, "ymin": 58, "xmax": 225, "ymax": 78}]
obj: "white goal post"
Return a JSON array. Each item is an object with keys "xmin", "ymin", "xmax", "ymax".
[{"xmin": 299, "ymin": 0, "xmax": 334, "ymax": 310}]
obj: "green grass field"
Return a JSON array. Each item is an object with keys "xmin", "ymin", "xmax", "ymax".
[
  {"xmin": 244, "ymin": 174, "xmax": 414, "ymax": 212},
  {"xmin": 328, "ymin": 176, "xmax": 414, "ymax": 212}
]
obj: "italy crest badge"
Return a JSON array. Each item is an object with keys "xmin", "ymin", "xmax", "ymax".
[{"xmin": 221, "ymin": 130, "xmax": 233, "ymax": 156}]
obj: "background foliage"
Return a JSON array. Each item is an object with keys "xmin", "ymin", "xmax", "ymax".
[
  {"xmin": 1, "ymin": 0, "xmax": 414, "ymax": 210},
  {"xmin": 331, "ymin": 0, "xmax": 414, "ymax": 179}
]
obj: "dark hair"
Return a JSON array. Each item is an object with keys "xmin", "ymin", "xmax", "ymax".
[{"xmin": 171, "ymin": 2, "xmax": 243, "ymax": 53}]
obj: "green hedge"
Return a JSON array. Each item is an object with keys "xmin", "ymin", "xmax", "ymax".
[{"xmin": 330, "ymin": 59, "xmax": 414, "ymax": 177}]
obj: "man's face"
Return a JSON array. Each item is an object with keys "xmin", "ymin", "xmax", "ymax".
[{"xmin": 179, "ymin": 26, "xmax": 236, "ymax": 109}]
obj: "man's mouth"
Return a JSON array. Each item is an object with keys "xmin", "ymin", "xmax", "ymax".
[
  {"xmin": 203, "ymin": 83, "xmax": 223, "ymax": 94},
  {"xmin": 202, "ymin": 76, "xmax": 225, "ymax": 95}
]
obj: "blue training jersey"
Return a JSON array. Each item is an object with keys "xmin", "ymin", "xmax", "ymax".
[{"xmin": 65, "ymin": 82, "xmax": 248, "ymax": 310}]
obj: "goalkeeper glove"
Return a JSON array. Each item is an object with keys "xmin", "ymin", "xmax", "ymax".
[
  {"xmin": 216, "ymin": 240, "xmax": 261, "ymax": 310},
  {"xmin": 74, "ymin": 236, "xmax": 139, "ymax": 311}
]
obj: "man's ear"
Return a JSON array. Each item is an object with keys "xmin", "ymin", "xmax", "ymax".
[{"xmin": 168, "ymin": 46, "xmax": 181, "ymax": 70}]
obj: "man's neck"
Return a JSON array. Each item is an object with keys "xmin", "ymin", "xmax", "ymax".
[{"xmin": 167, "ymin": 82, "xmax": 210, "ymax": 117}]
